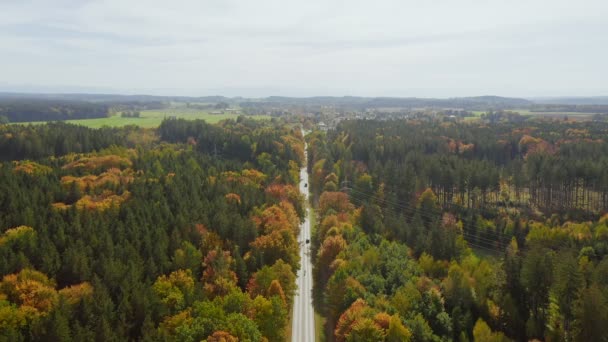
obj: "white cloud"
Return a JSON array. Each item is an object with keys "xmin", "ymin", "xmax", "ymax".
[{"xmin": 0, "ymin": 0, "xmax": 606, "ymax": 96}]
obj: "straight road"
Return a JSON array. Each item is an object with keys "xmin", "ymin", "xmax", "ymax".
[{"xmin": 291, "ymin": 137, "xmax": 315, "ymax": 342}]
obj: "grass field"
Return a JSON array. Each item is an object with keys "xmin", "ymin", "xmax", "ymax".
[
  {"xmin": 472, "ymin": 109, "xmax": 597, "ymax": 118},
  {"xmin": 512, "ymin": 109, "xmax": 595, "ymax": 116},
  {"xmin": 466, "ymin": 109, "xmax": 597, "ymax": 122},
  {"xmin": 286, "ymin": 308, "xmax": 293, "ymax": 342},
  {"xmin": 11, "ymin": 109, "xmax": 270, "ymax": 128},
  {"xmin": 315, "ymin": 311, "xmax": 325, "ymax": 342},
  {"xmin": 308, "ymin": 208, "xmax": 326, "ymax": 342}
]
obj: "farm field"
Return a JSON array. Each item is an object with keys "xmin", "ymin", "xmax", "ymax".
[
  {"xmin": 515, "ymin": 109, "xmax": 597, "ymax": 118},
  {"xmin": 470, "ymin": 109, "xmax": 597, "ymax": 121},
  {"xmin": 11, "ymin": 109, "xmax": 270, "ymax": 128}
]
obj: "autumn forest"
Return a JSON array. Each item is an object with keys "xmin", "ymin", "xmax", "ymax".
[
  {"xmin": 0, "ymin": 118, "xmax": 304, "ymax": 341},
  {"xmin": 306, "ymin": 118, "xmax": 608, "ymax": 341},
  {"xmin": 1, "ymin": 114, "xmax": 608, "ymax": 341}
]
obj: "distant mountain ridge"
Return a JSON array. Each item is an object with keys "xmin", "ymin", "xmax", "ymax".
[
  {"xmin": 529, "ymin": 96, "xmax": 608, "ymax": 105},
  {"xmin": 0, "ymin": 92, "xmax": 529, "ymax": 104},
  {"xmin": 0, "ymin": 92, "xmax": 234, "ymax": 104},
  {"xmin": 2, "ymin": 92, "xmax": 607, "ymax": 110},
  {"xmin": 240, "ymin": 95, "xmax": 531, "ymax": 111}
]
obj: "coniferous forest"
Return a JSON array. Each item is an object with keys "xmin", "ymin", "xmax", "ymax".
[
  {"xmin": 1, "ymin": 115, "xmax": 608, "ymax": 341},
  {"xmin": 0, "ymin": 117, "xmax": 305, "ymax": 341},
  {"xmin": 306, "ymin": 118, "xmax": 608, "ymax": 342}
]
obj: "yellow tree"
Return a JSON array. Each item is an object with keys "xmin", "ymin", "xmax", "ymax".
[{"xmin": 152, "ymin": 269, "xmax": 195, "ymax": 312}]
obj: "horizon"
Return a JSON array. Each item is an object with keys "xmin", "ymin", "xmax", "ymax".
[{"xmin": 1, "ymin": 89, "xmax": 607, "ymax": 101}]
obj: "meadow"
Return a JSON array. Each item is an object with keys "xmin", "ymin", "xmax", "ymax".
[
  {"xmin": 11, "ymin": 108, "xmax": 270, "ymax": 128},
  {"xmin": 471, "ymin": 109, "xmax": 597, "ymax": 120}
]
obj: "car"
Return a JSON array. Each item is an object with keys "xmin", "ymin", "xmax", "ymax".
[
  {"xmin": 306, "ymin": 239, "xmax": 310, "ymax": 244},
  {"xmin": 304, "ymin": 183, "xmax": 308, "ymax": 187}
]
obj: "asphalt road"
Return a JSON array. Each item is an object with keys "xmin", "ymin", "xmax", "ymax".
[{"xmin": 291, "ymin": 140, "xmax": 315, "ymax": 342}]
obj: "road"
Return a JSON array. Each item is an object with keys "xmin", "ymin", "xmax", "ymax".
[{"xmin": 291, "ymin": 138, "xmax": 315, "ymax": 342}]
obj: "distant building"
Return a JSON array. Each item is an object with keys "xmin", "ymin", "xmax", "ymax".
[{"xmin": 318, "ymin": 122, "xmax": 328, "ymax": 131}]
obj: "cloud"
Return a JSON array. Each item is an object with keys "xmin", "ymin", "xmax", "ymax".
[{"xmin": 0, "ymin": 0, "xmax": 607, "ymax": 97}]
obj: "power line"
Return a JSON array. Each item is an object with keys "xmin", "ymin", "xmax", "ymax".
[
  {"xmin": 346, "ymin": 188, "xmax": 508, "ymax": 255},
  {"xmin": 347, "ymin": 186, "xmax": 578, "ymax": 255},
  {"xmin": 353, "ymin": 186, "xmax": 587, "ymax": 257},
  {"xmin": 345, "ymin": 186, "xmax": 586, "ymax": 257}
]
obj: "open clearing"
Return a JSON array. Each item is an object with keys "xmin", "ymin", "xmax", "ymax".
[
  {"xmin": 11, "ymin": 109, "xmax": 270, "ymax": 128},
  {"xmin": 472, "ymin": 109, "xmax": 598, "ymax": 118}
]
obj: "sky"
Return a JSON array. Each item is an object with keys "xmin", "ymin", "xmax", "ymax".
[{"xmin": 0, "ymin": 0, "xmax": 607, "ymax": 98}]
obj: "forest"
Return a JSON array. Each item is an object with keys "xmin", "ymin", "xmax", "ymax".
[
  {"xmin": 0, "ymin": 100, "xmax": 110, "ymax": 123},
  {"xmin": 2, "ymin": 114, "xmax": 608, "ymax": 342},
  {"xmin": 0, "ymin": 117, "xmax": 305, "ymax": 341},
  {"xmin": 305, "ymin": 117, "xmax": 608, "ymax": 341}
]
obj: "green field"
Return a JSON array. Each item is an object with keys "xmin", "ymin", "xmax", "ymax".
[
  {"xmin": 513, "ymin": 109, "xmax": 596, "ymax": 116},
  {"xmin": 315, "ymin": 311, "xmax": 325, "ymax": 342},
  {"xmin": 472, "ymin": 109, "xmax": 597, "ymax": 118},
  {"xmin": 11, "ymin": 109, "xmax": 270, "ymax": 128}
]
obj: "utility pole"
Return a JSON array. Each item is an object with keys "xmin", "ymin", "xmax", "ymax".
[{"xmin": 340, "ymin": 177, "xmax": 351, "ymax": 194}]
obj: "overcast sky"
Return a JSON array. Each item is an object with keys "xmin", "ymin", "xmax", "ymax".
[{"xmin": 1, "ymin": 0, "xmax": 607, "ymax": 98}]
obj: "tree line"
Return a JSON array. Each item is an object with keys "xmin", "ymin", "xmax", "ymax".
[{"xmin": 0, "ymin": 99, "xmax": 110, "ymax": 123}]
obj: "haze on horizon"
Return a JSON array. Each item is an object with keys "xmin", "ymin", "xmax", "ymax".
[{"xmin": 1, "ymin": 0, "xmax": 607, "ymax": 98}]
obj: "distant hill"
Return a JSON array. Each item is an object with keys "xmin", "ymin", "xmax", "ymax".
[
  {"xmin": 366, "ymin": 95, "xmax": 532, "ymax": 110},
  {"xmin": 242, "ymin": 95, "xmax": 533, "ymax": 111},
  {"xmin": 530, "ymin": 97, "xmax": 608, "ymax": 105},
  {"xmin": 0, "ymin": 92, "xmax": 532, "ymax": 110},
  {"xmin": 0, "ymin": 92, "xmax": 234, "ymax": 104},
  {"xmin": 6, "ymin": 91, "xmax": 607, "ymax": 122},
  {"xmin": 6, "ymin": 92, "xmax": 608, "ymax": 108}
]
